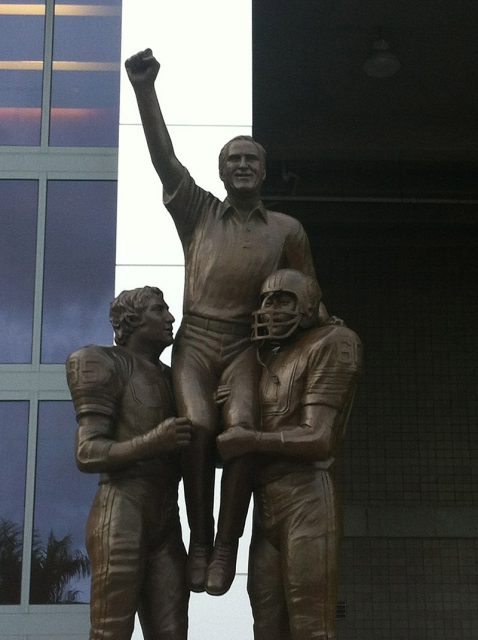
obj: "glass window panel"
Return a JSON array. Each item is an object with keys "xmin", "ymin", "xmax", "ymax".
[
  {"xmin": 31, "ymin": 401, "xmax": 97, "ymax": 604},
  {"xmin": 56, "ymin": 0, "xmax": 119, "ymax": 4},
  {"xmin": 0, "ymin": 401, "xmax": 29, "ymax": 605},
  {"xmin": 0, "ymin": 2, "xmax": 45, "ymax": 145},
  {"xmin": 41, "ymin": 180, "xmax": 117, "ymax": 363},
  {"xmin": 0, "ymin": 180, "xmax": 38, "ymax": 363},
  {"xmin": 49, "ymin": 0, "xmax": 122, "ymax": 146}
]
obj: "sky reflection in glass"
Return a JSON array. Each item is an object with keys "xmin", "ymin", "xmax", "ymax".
[
  {"xmin": 0, "ymin": 401, "xmax": 28, "ymax": 604},
  {"xmin": 32, "ymin": 401, "xmax": 97, "ymax": 604},
  {"xmin": 0, "ymin": 401, "xmax": 28, "ymax": 527},
  {"xmin": 50, "ymin": 0, "xmax": 121, "ymax": 146},
  {"xmin": 41, "ymin": 180, "xmax": 117, "ymax": 364},
  {"xmin": 0, "ymin": 6, "xmax": 44, "ymax": 145},
  {"xmin": 0, "ymin": 180, "xmax": 37, "ymax": 363}
]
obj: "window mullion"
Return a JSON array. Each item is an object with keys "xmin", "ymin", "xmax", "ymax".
[
  {"xmin": 31, "ymin": 176, "xmax": 48, "ymax": 367},
  {"xmin": 40, "ymin": 0, "xmax": 55, "ymax": 149},
  {"xmin": 20, "ymin": 396, "xmax": 39, "ymax": 608}
]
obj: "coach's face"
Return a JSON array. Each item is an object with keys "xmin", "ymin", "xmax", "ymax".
[{"xmin": 220, "ymin": 139, "xmax": 265, "ymax": 198}]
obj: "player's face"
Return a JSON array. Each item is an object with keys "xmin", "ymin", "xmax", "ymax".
[
  {"xmin": 140, "ymin": 294, "xmax": 175, "ymax": 348},
  {"xmin": 220, "ymin": 140, "xmax": 265, "ymax": 197},
  {"xmin": 260, "ymin": 291, "xmax": 298, "ymax": 338}
]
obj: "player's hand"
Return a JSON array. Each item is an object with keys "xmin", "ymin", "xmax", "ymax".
[
  {"xmin": 217, "ymin": 426, "xmax": 255, "ymax": 461},
  {"xmin": 214, "ymin": 384, "xmax": 232, "ymax": 406},
  {"xmin": 149, "ymin": 417, "xmax": 192, "ymax": 452},
  {"xmin": 125, "ymin": 48, "xmax": 160, "ymax": 87}
]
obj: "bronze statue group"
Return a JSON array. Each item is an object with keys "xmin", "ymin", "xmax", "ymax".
[{"xmin": 66, "ymin": 49, "xmax": 362, "ymax": 640}]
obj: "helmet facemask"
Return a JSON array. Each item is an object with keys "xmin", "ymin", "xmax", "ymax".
[
  {"xmin": 252, "ymin": 292, "xmax": 303, "ymax": 341},
  {"xmin": 251, "ymin": 269, "xmax": 322, "ymax": 342}
]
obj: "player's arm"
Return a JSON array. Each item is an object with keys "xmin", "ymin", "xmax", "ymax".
[
  {"xmin": 75, "ymin": 414, "xmax": 192, "ymax": 473},
  {"xmin": 125, "ymin": 49, "xmax": 183, "ymax": 195},
  {"xmin": 214, "ymin": 384, "xmax": 331, "ymax": 460},
  {"xmin": 217, "ymin": 405, "xmax": 339, "ymax": 462},
  {"xmin": 217, "ymin": 331, "xmax": 362, "ymax": 462}
]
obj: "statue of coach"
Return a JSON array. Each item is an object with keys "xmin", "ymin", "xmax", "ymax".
[{"xmin": 126, "ymin": 48, "xmax": 323, "ymax": 596}]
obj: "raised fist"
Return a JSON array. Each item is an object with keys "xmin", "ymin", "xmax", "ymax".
[{"xmin": 125, "ymin": 48, "xmax": 160, "ymax": 87}]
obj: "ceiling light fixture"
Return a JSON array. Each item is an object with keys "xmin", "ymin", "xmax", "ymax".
[{"xmin": 363, "ymin": 37, "xmax": 401, "ymax": 79}]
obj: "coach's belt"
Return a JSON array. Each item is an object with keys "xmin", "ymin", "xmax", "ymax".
[{"xmin": 183, "ymin": 315, "xmax": 251, "ymax": 337}]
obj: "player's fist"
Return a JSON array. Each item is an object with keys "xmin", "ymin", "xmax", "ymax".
[
  {"xmin": 217, "ymin": 426, "xmax": 255, "ymax": 461},
  {"xmin": 148, "ymin": 416, "xmax": 192, "ymax": 452},
  {"xmin": 125, "ymin": 48, "xmax": 160, "ymax": 87}
]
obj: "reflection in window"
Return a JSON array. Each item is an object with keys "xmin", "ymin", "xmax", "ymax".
[
  {"xmin": 0, "ymin": 1, "xmax": 45, "ymax": 145},
  {"xmin": 0, "ymin": 401, "xmax": 28, "ymax": 605},
  {"xmin": 41, "ymin": 180, "xmax": 117, "ymax": 364},
  {"xmin": 31, "ymin": 401, "xmax": 97, "ymax": 604},
  {"xmin": 49, "ymin": 0, "xmax": 122, "ymax": 146},
  {"xmin": 0, "ymin": 180, "xmax": 38, "ymax": 363}
]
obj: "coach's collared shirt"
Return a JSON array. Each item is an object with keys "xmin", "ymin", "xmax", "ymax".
[{"xmin": 164, "ymin": 167, "xmax": 316, "ymax": 325}]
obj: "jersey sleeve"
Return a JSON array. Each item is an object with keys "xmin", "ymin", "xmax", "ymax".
[
  {"xmin": 65, "ymin": 346, "xmax": 125, "ymax": 420},
  {"xmin": 303, "ymin": 328, "xmax": 363, "ymax": 410}
]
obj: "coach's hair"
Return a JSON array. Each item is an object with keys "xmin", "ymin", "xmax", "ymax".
[{"xmin": 218, "ymin": 135, "xmax": 266, "ymax": 175}]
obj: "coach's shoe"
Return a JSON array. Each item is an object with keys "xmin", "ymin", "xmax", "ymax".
[
  {"xmin": 205, "ymin": 540, "xmax": 238, "ymax": 596},
  {"xmin": 187, "ymin": 541, "xmax": 212, "ymax": 593}
]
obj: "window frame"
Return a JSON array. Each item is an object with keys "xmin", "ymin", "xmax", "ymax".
[{"xmin": 0, "ymin": 0, "xmax": 120, "ymax": 632}]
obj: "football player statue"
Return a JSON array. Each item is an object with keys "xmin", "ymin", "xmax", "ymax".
[
  {"xmin": 217, "ymin": 269, "xmax": 362, "ymax": 640},
  {"xmin": 66, "ymin": 286, "xmax": 192, "ymax": 640}
]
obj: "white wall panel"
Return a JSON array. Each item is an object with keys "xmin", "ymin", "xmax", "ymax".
[
  {"xmin": 132, "ymin": 575, "xmax": 253, "ymax": 640},
  {"xmin": 119, "ymin": 1, "xmax": 252, "ymax": 127},
  {"xmin": 118, "ymin": 2, "xmax": 253, "ymax": 637},
  {"xmin": 115, "ymin": 265, "xmax": 185, "ymax": 324}
]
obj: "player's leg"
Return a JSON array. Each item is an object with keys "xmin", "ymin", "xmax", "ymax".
[
  {"xmin": 247, "ymin": 518, "xmax": 291, "ymax": 640},
  {"xmin": 86, "ymin": 482, "xmax": 146, "ymax": 640},
  {"xmin": 282, "ymin": 472, "xmax": 339, "ymax": 640},
  {"xmin": 138, "ymin": 523, "xmax": 189, "ymax": 640}
]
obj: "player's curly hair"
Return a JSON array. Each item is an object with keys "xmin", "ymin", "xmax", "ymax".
[
  {"xmin": 218, "ymin": 135, "xmax": 266, "ymax": 175},
  {"xmin": 109, "ymin": 286, "xmax": 164, "ymax": 346}
]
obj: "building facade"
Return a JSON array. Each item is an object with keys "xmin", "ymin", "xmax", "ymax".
[{"xmin": 0, "ymin": 1, "xmax": 121, "ymax": 637}]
